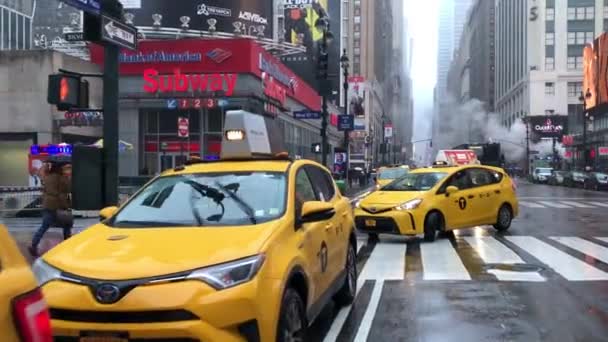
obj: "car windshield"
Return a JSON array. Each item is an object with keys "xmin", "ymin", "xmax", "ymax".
[
  {"xmin": 111, "ymin": 172, "xmax": 286, "ymax": 227},
  {"xmin": 378, "ymin": 168, "xmax": 409, "ymax": 179},
  {"xmin": 382, "ymin": 172, "xmax": 448, "ymax": 191}
]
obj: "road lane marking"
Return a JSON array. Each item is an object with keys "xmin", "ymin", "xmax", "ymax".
[
  {"xmin": 463, "ymin": 236, "xmax": 544, "ymax": 281},
  {"xmin": 323, "ymin": 243, "xmax": 404, "ymax": 342},
  {"xmin": 420, "ymin": 239, "xmax": 471, "ymax": 280},
  {"xmin": 586, "ymin": 201, "xmax": 608, "ymax": 208},
  {"xmin": 559, "ymin": 201, "xmax": 595, "ymax": 208},
  {"xmin": 551, "ymin": 237, "xmax": 608, "ymax": 264},
  {"xmin": 518, "ymin": 201, "xmax": 546, "ymax": 208},
  {"xmin": 506, "ymin": 236, "xmax": 608, "ymax": 281},
  {"xmin": 536, "ymin": 201, "xmax": 572, "ymax": 208},
  {"xmin": 353, "ymin": 280, "xmax": 384, "ymax": 342}
]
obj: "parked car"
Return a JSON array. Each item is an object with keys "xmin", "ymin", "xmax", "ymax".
[
  {"xmin": 532, "ymin": 167, "xmax": 553, "ymax": 183},
  {"xmin": 548, "ymin": 170, "xmax": 568, "ymax": 186},
  {"xmin": 564, "ymin": 171, "xmax": 588, "ymax": 187},
  {"xmin": 584, "ymin": 172, "xmax": 608, "ymax": 190}
]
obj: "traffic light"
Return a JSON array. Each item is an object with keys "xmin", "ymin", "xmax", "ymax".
[
  {"xmin": 312, "ymin": 143, "xmax": 322, "ymax": 154},
  {"xmin": 47, "ymin": 74, "xmax": 88, "ymax": 111}
]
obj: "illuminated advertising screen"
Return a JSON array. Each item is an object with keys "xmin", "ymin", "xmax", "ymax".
[
  {"xmin": 281, "ymin": 0, "xmax": 341, "ymax": 93},
  {"xmin": 122, "ymin": 0, "xmax": 273, "ymax": 38},
  {"xmin": 529, "ymin": 115, "xmax": 568, "ymax": 138},
  {"xmin": 583, "ymin": 44, "xmax": 597, "ymax": 109}
]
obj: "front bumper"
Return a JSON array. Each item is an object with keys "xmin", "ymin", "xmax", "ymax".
[
  {"xmin": 43, "ymin": 276, "xmax": 281, "ymax": 342},
  {"xmin": 354, "ymin": 207, "xmax": 423, "ymax": 235}
]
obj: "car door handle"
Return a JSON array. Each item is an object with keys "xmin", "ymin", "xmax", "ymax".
[
  {"xmin": 495, "ymin": 190, "xmax": 501, "ymax": 194},
  {"xmin": 468, "ymin": 195, "xmax": 475, "ymax": 199}
]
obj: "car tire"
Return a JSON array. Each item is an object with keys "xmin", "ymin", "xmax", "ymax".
[
  {"xmin": 277, "ymin": 288, "xmax": 307, "ymax": 342},
  {"xmin": 493, "ymin": 205, "xmax": 512, "ymax": 232},
  {"xmin": 334, "ymin": 242, "xmax": 357, "ymax": 306},
  {"xmin": 424, "ymin": 212, "xmax": 442, "ymax": 242}
]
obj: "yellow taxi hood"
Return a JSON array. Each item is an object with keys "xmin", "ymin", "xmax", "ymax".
[
  {"xmin": 361, "ymin": 190, "xmax": 425, "ymax": 205},
  {"xmin": 42, "ymin": 221, "xmax": 278, "ymax": 280}
]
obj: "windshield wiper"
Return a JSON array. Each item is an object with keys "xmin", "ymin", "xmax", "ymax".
[{"xmin": 215, "ymin": 182, "xmax": 257, "ymax": 225}]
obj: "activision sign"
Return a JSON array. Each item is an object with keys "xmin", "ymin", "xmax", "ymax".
[{"xmin": 530, "ymin": 115, "xmax": 568, "ymax": 138}]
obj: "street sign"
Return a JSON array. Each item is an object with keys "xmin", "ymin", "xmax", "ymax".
[
  {"xmin": 61, "ymin": 0, "xmax": 101, "ymax": 15},
  {"xmin": 64, "ymin": 32, "xmax": 84, "ymax": 42},
  {"xmin": 294, "ymin": 110, "xmax": 321, "ymax": 120},
  {"xmin": 530, "ymin": 150, "xmax": 540, "ymax": 155},
  {"xmin": 178, "ymin": 117, "xmax": 189, "ymax": 138},
  {"xmin": 384, "ymin": 124, "xmax": 393, "ymax": 138},
  {"xmin": 338, "ymin": 115, "xmax": 354, "ymax": 131},
  {"xmin": 101, "ymin": 15, "xmax": 138, "ymax": 50},
  {"xmin": 167, "ymin": 99, "xmax": 178, "ymax": 110}
]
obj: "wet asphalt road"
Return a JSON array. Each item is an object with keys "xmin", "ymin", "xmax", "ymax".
[{"xmin": 3, "ymin": 180, "xmax": 608, "ymax": 341}]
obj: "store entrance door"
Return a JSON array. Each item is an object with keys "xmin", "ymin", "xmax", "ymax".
[{"xmin": 159, "ymin": 153, "xmax": 188, "ymax": 172}]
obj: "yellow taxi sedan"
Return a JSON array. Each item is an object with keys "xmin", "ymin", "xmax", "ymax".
[
  {"xmin": 33, "ymin": 110, "xmax": 357, "ymax": 342},
  {"xmin": 355, "ymin": 162, "xmax": 518, "ymax": 241},
  {"xmin": 0, "ymin": 224, "xmax": 52, "ymax": 342},
  {"xmin": 374, "ymin": 166, "xmax": 410, "ymax": 188}
]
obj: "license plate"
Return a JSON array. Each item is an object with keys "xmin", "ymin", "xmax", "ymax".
[
  {"xmin": 80, "ymin": 332, "xmax": 128, "ymax": 342},
  {"xmin": 365, "ymin": 219, "xmax": 376, "ymax": 227}
]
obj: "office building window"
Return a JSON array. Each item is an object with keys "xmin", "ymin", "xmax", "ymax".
[
  {"xmin": 545, "ymin": 32, "xmax": 555, "ymax": 45},
  {"xmin": 545, "ymin": 57, "xmax": 555, "ymax": 71},
  {"xmin": 354, "ymin": 47, "xmax": 360, "ymax": 56},
  {"xmin": 569, "ymin": 31, "xmax": 594, "ymax": 44},
  {"xmin": 604, "ymin": 6, "xmax": 608, "ymax": 18},
  {"xmin": 567, "ymin": 56, "xmax": 583, "ymax": 69},
  {"xmin": 546, "ymin": 8, "xmax": 555, "ymax": 21},
  {"xmin": 354, "ymin": 16, "xmax": 361, "ymax": 24},
  {"xmin": 568, "ymin": 82, "xmax": 583, "ymax": 97},
  {"xmin": 545, "ymin": 82, "xmax": 555, "ymax": 95},
  {"xmin": 569, "ymin": 7, "xmax": 594, "ymax": 20},
  {"xmin": 586, "ymin": 6, "xmax": 595, "ymax": 19}
]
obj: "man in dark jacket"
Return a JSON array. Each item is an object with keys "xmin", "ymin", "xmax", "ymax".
[{"xmin": 29, "ymin": 160, "xmax": 72, "ymax": 257}]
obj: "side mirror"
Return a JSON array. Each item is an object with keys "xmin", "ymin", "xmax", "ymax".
[
  {"xmin": 300, "ymin": 201, "xmax": 335, "ymax": 224},
  {"xmin": 446, "ymin": 186, "xmax": 459, "ymax": 196},
  {"xmin": 99, "ymin": 206, "xmax": 118, "ymax": 221}
]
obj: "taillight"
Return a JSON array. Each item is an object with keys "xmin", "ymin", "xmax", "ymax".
[{"xmin": 12, "ymin": 288, "xmax": 52, "ymax": 342}]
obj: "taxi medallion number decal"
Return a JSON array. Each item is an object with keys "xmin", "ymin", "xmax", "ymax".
[{"xmin": 458, "ymin": 197, "xmax": 467, "ymax": 210}]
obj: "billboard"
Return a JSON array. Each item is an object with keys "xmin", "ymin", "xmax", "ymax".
[
  {"xmin": 583, "ymin": 44, "xmax": 597, "ymax": 109},
  {"xmin": 123, "ymin": 0, "xmax": 273, "ymax": 38},
  {"xmin": 582, "ymin": 33, "xmax": 608, "ymax": 110},
  {"xmin": 281, "ymin": 0, "xmax": 341, "ymax": 94},
  {"xmin": 529, "ymin": 115, "xmax": 568, "ymax": 138}
]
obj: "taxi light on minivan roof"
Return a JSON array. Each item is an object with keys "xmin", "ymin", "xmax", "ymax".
[
  {"xmin": 225, "ymin": 129, "xmax": 245, "ymax": 141},
  {"xmin": 220, "ymin": 110, "xmax": 288, "ymax": 160}
]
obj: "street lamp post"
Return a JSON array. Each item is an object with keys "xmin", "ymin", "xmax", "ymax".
[
  {"xmin": 579, "ymin": 90, "xmax": 592, "ymax": 169},
  {"xmin": 315, "ymin": 16, "xmax": 334, "ymax": 167},
  {"xmin": 340, "ymin": 49, "xmax": 350, "ymax": 182}
]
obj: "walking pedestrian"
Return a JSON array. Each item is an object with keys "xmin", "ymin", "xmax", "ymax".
[{"xmin": 29, "ymin": 160, "xmax": 72, "ymax": 257}]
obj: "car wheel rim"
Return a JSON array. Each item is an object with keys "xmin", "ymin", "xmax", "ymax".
[
  {"xmin": 499, "ymin": 208, "xmax": 511, "ymax": 227},
  {"xmin": 347, "ymin": 246, "xmax": 356, "ymax": 295},
  {"xmin": 284, "ymin": 298, "xmax": 304, "ymax": 342}
]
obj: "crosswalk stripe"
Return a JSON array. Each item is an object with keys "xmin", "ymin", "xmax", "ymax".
[
  {"xmin": 585, "ymin": 201, "xmax": 608, "ymax": 208},
  {"xmin": 506, "ymin": 236, "xmax": 608, "ymax": 281},
  {"xmin": 420, "ymin": 239, "xmax": 471, "ymax": 280},
  {"xmin": 536, "ymin": 201, "xmax": 572, "ymax": 208},
  {"xmin": 353, "ymin": 280, "xmax": 384, "ymax": 342},
  {"xmin": 518, "ymin": 201, "xmax": 546, "ymax": 208},
  {"xmin": 463, "ymin": 236, "xmax": 544, "ymax": 281},
  {"xmin": 359, "ymin": 243, "xmax": 405, "ymax": 280},
  {"xmin": 559, "ymin": 201, "xmax": 595, "ymax": 208},
  {"xmin": 596, "ymin": 237, "xmax": 608, "ymax": 244},
  {"xmin": 551, "ymin": 237, "xmax": 608, "ymax": 264}
]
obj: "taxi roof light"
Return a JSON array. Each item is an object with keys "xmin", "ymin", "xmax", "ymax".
[{"xmin": 225, "ymin": 129, "xmax": 245, "ymax": 141}]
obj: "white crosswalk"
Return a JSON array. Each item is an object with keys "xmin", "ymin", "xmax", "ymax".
[
  {"xmin": 355, "ymin": 235, "xmax": 608, "ymax": 282},
  {"xmin": 519, "ymin": 199, "xmax": 608, "ymax": 209}
]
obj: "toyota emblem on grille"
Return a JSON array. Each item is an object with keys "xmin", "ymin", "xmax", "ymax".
[
  {"xmin": 95, "ymin": 283, "xmax": 121, "ymax": 304},
  {"xmin": 370, "ymin": 207, "xmax": 377, "ymax": 213}
]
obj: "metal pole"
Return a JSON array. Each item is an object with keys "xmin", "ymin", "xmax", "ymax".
[
  {"xmin": 343, "ymin": 64, "xmax": 349, "ymax": 183},
  {"xmin": 102, "ymin": 44, "xmax": 119, "ymax": 206},
  {"xmin": 382, "ymin": 116, "xmax": 386, "ymax": 165},
  {"xmin": 525, "ymin": 117, "xmax": 530, "ymax": 176},
  {"xmin": 321, "ymin": 93, "xmax": 328, "ymax": 167},
  {"xmin": 583, "ymin": 106, "xmax": 588, "ymax": 169}
]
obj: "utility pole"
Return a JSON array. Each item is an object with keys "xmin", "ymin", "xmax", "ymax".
[
  {"xmin": 340, "ymin": 49, "xmax": 350, "ymax": 183},
  {"xmin": 525, "ymin": 116, "xmax": 530, "ymax": 176},
  {"xmin": 315, "ymin": 16, "xmax": 333, "ymax": 167}
]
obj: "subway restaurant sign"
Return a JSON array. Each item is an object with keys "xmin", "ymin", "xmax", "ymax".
[{"xmin": 142, "ymin": 69, "xmax": 238, "ymax": 96}]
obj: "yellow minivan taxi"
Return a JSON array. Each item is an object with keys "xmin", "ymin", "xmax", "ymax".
[
  {"xmin": 355, "ymin": 163, "xmax": 518, "ymax": 241},
  {"xmin": 34, "ymin": 110, "xmax": 357, "ymax": 342},
  {"xmin": 0, "ymin": 224, "xmax": 52, "ymax": 342}
]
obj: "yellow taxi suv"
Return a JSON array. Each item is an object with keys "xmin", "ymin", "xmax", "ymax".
[
  {"xmin": 374, "ymin": 166, "xmax": 410, "ymax": 189},
  {"xmin": 0, "ymin": 224, "xmax": 53, "ymax": 342},
  {"xmin": 33, "ymin": 110, "xmax": 357, "ymax": 342},
  {"xmin": 355, "ymin": 158, "xmax": 518, "ymax": 241}
]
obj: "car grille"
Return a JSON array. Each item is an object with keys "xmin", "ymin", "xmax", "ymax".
[
  {"xmin": 360, "ymin": 206, "xmax": 392, "ymax": 214},
  {"xmin": 355, "ymin": 216, "xmax": 399, "ymax": 233},
  {"xmin": 50, "ymin": 308, "xmax": 199, "ymax": 324}
]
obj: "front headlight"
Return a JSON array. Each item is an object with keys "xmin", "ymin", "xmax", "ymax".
[
  {"xmin": 32, "ymin": 259, "xmax": 63, "ymax": 286},
  {"xmin": 186, "ymin": 254, "xmax": 265, "ymax": 290},
  {"xmin": 354, "ymin": 200, "xmax": 361, "ymax": 208},
  {"xmin": 396, "ymin": 198, "xmax": 423, "ymax": 211}
]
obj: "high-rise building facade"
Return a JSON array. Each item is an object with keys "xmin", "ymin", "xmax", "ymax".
[{"xmin": 0, "ymin": 0, "xmax": 34, "ymax": 50}]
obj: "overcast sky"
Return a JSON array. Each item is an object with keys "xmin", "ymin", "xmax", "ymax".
[{"xmin": 404, "ymin": 0, "xmax": 439, "ymax": 161}]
